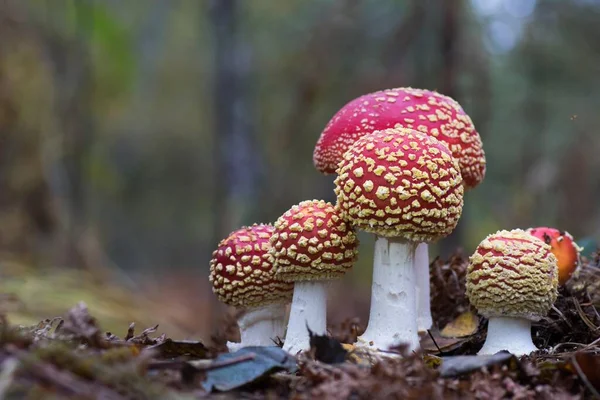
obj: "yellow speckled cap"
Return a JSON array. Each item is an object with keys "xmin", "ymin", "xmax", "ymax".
[
  {"xmin": 270, "ymin": 200, "xmax": 359, "ymax": 282},
  {"xmin": 466, "ymin": 229, "xmax": 559, "ymax": 321},
  {"xmin": 209, "ymin": 224, "xmax": 293, "ymax": 308},
  {"xmin": 334, "ymin": 127, "xmax": 464, "ymax": 242}
]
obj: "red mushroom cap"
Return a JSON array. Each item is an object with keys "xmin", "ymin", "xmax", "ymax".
[
  {"xmin": 313, "ymin": 87, "xmax": 486, "ymax": 189},
  {"xmin": 270, "ymin": 200, "xmax": 359, "ymax": 282},
  {"xmin": 526, "ymin": 227, "xmax": 581, "ymax": 285},
  {"xmin": 209, "ymin": 224, "xmax": 293, "ymax": 308},
  {"xmin": 334, "ymin": 127, "xmax": 464, "ymax": 242}
]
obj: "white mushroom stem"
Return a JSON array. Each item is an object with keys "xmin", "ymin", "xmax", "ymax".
[
  {"xmin": 478, "ymin": 316, "xmax": 538, "ymax": 356},
  {"xmin": 283, "ymin": 281, "xmax": 327, "ymax": 355},
  {"xmin": 357, "ymin": 236, "xmax": 420, "ymax": 353},
  {"xmin": 226, "ymin": 303, "xmax": 286, "ymax": 352},
  {"xmin": 415, "ymin": 242, "xmax": 433, "ymax": 332}
]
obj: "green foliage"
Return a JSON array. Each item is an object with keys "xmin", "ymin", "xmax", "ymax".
[
  {"xmin": 30, "ymin": 0, "xmax": 135, "ymax": 107},
  {"xmin": 68, "ymin": 0, "xmax": 135, "ymax": 108}
]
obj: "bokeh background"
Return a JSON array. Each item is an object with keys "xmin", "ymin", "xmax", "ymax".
[{"xmin": 1, "ymin": 0, "xmax": 599, "ymax": 342}]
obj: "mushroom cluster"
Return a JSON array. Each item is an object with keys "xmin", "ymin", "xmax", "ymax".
[
  {"xmin": 313, "ymin": 87, "xmax": 486, "ymax": 332},
  {"xmin": 208, "ymin": 84, "xmax": 577, "ymax": 359}
]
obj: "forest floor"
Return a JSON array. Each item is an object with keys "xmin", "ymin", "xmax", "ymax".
[{"xmin": 0, "ymin": 253, "xmax": 598, "ymax": 399}]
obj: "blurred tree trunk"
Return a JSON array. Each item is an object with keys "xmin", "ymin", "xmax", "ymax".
[
  {"xmin": 135, "ymin": 0, "xmax": 171, "ymax": 112},
  {"xmin": 438, "ymin": 0, "xmax": 463, "ymax": 256},
  {"xmin": 32, "ymin": 0, "xmax": 101, "ymax": 270},
  {"xmin": 382, "ymin": 0, "xmax": 425, "ymax": 84},
  {"xmin": 51, "ymin": 2, "xmax": 94, "ymax": 269},
  {"xmin": 68, "ymin": 1, "xmax": 93, "ymax": 268},
  {"xmin": 209, "ymin": 0, "xmax": 259, "ymax": 247},
  {"xmin": 440, "ymin": 0, "xmax": 458, "ymax": 98},
  {"xmin": 0, "ymin": 1, "xmax": 57, "ymax": 263}
]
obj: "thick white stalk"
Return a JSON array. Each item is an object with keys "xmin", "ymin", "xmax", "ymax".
[
  {"xmin": 415, "ymin": 242, "xmax": 433, "ymax": 332},
  {"xmin": 283, "ymin": 281, "xmax": 327, "ymax": 355},
  {"xmin": 357, "ymin": 236, "xmax": 420, "ymax": 353},
  {"xmin": 478, "ymin": 317, "xmax": 538, "ymax": 356},
  {"xmin": 226, "ymin": 303, "xmax": 286, "ymax": 352}
]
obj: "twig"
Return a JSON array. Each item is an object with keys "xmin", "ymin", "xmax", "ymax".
[
  {"xmin": 449, "ymin": 268, "xmax": 461, "ymax": 293},
  {"xmin": 571, "ymin": 354, "xmax": 600, "ymax": 399},
  {"xmin": 573, "ymin": 297, "xmax": 600, "ymax": 331},
  {"xmin": 551, "ymin": 305, "xmax": 573, "ymax": 329},
  {"xmin": 587, "ymin": 292, "xmax": 600, "ymax": 322},
  {"xmin": 581, "ymin": 336, "xmax": 600, "ymax": 352},
  {"xmin": 551, "ymin": 342, "xmax": 589, "ymax": 354},
  {"xmin": 427, "ymin": 330, "xmax": 444, "ymax": 356}
]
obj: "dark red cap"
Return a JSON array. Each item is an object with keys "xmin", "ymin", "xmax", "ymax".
[{"xmin": 209, "ymin": 224, "xmax": 293, "ymax": 307}]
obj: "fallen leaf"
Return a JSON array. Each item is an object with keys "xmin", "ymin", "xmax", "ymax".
[
  {"xmin": 439, "ymin": 352, "xmax": 515, "ymax": 377},
  {"xmin": 147, "ymin": 339, "xmax": 209, "ymax": 359},
  {"xmin": 420, "ymin": 331, "xmax": 472, "ymax": 355},
  {"xmin": 440, "ymin": 311, "xmax": 479, "ymax": 338},
  {"xmin": 423, "ymin": 354, "xmax": 442, "ymax": 369},
  {"xmin": 339, "ymin": 343, "xmax": 375, "ymax": 366},
  {"xmin": 571, "ymin": 352, "xmax": 600, "ymax": 398},
  {"xmin": 201, "ymin": 346, "xmax": 297, "ymax": 392},
  {"xmin": 308, "ymin": 328, "xmax": 347, "ymax": 364},
  {"xmin": 126, "ymin": 323, "xmax": 164, "ymax": 346},
  {"xmin": 59, "ymin": 302, "xmax": 108, "ymax": 349}
]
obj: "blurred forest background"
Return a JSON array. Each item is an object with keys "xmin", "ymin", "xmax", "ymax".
[{"xmin": 0, "ymin": 0, "xmax": 599, "ymax": 342}]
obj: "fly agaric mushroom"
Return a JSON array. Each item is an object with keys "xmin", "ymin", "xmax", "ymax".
[
  {"xmin": 334, "ymin": 127, "xmax": 464, "ymax": 352},
  {"xmin": 466, "ymin": 229, "xmax": 559, "ymax": 356},
  {"xmin": 269, "ymin": 199, "xmax": 359, "ymax": 355},
  {"xmin": 313, "ymin": 87, "xmax": 485, "ymax": 186},
  {"xmin": 314, "ymin": 87, "xmax": 486, "ymax": 332},
  {"xmin": 209, "ymin": 224, "xmax": 293, "ymax": 352},
  {"xmin": 526, "ymin": 227, "xmax": 582, "ymax": 285}
]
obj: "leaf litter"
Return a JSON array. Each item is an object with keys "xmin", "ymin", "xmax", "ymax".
[{"xmin": 0, "ymin": 252, "xmax": 597, "ymax": 399}]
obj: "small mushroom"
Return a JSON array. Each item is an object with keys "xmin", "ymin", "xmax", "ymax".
[
  {"xmin": 526, "ymin": 227, "xmax": 582, "ymax": 285},
  {"xmin": 313, "ymin": 87, "xmax": 486, "ymax": 332},
  {"xmin": 334, "ymin": 128, "xmax": 464, "ymax": 352},
  {"xmin": 270, "ymin": 200, "xmax": 359, "ymax": 355},
  {"xmin": 209, "ymin": 224, "xmax": 293, "ymax": 352},
  {"xmin": 466, "ymin": 229, "xmax": 559, "ymax": 356}
]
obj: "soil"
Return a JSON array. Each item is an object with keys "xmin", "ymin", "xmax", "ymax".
[{"xmin": 0, "ymin": 252, "xmax": 598, "ymax": 399}]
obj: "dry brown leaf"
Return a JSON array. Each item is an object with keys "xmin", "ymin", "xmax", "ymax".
[{"xmin": 440, "ymin": 311, "xmax": 479, "ymax": 338}]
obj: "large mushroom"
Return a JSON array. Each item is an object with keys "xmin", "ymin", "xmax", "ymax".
[
  {"xmin": 466, "ymin": 229, "xmax": 559, "ymax": 356},
  {"xmin": 270, "ymin": 199, "xmax": 359, "ymax": 355},
  {"xmin": 313, "ymin": 87, "xmax": 486, "ymax": 331},
  {"xmin": 334, "ymin": 127, "xmax": 464, "ymax": 352},
  {"xmin": 526, "ymin": 227, "xmax": 582, "ymax": 285},
  {"xmin": 209, "ymin": 224, "xmax": 294, "ymax": 352}
]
